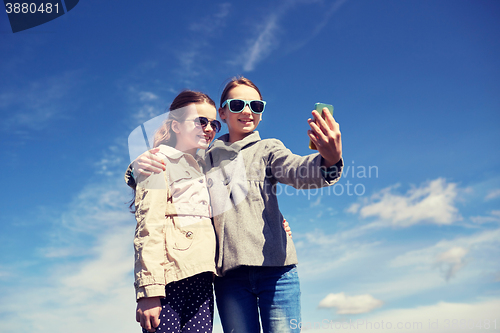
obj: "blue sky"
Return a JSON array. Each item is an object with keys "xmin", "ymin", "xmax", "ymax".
[{"xmin": 1, "ymin": 0, "xmax": 499, "ymax": 332}]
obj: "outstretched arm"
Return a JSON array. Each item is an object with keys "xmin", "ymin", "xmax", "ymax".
[{"xmin": 307, "ymin": 108, "xmax": 342, "ymax": 168}]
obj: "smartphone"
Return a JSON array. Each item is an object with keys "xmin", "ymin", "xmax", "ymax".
[{"xmin": 309, "ymin": 103, "xmax": 334, "ymax": 150}]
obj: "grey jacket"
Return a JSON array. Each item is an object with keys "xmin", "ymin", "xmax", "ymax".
[{"xmin": 204, "ymin": 131, "xmax": 342, "ymax": 275}]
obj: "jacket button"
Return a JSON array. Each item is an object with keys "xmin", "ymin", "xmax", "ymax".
[
  {"xmin": 186, "ymin": 231, "xmax": 193, "ymax": 239},
  {"xmin": 207, "ymin": 178, "xmax": 213, "ymax": 187}
]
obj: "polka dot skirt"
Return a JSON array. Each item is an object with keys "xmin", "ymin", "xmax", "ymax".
[{"xmin": 142, "ymin": 272, "xmax": 214, "ymax": 333}]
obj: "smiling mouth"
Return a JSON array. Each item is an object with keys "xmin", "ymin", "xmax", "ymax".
[{"xmin": 199, "ymin": 135, "xmax": 211, "ymax": 141}]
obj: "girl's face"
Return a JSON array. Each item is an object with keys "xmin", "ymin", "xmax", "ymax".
[
  {"xmin": 173, "ymin": 102, "xmax": 218, "ymax": 155},
  {"xmin": 219, "ymin": 84, "xmax": 262, "ymax": 143}
]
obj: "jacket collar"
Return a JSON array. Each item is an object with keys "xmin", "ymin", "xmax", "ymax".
[
  {"xmin": 157, "ymin": 145, "xmax": 205, "ymax": 166},
  {"xmin": 211, "ymin": 131, "xmax": 261, "ymax": 152}
]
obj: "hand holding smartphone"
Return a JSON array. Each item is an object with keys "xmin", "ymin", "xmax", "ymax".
[{"xmin": 309, "ymin": 102, "xmax": 334, "ymax": 150}]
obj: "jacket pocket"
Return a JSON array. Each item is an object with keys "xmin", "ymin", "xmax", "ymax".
[
  {"xmin": 173, "ymin": 228, "xmax": 195, "ymax": 250},
  {"xmin": 169, "ymin": 217, "xmax": 196, "ymax": 251}
]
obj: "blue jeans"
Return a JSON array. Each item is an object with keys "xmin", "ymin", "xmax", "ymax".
[{"xmin": 214, "ymin": 265, "xmax": 301, "ymax": 333}]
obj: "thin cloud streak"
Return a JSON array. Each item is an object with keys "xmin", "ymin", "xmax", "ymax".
[
  {"xmin": 0, "ymin": 71, "xmax": 83, "ymax": 137},
  {"xmin": 240, "ymin": 0, "xmax": 348, "ymax": 71},
  {"xmin": 242, "ymin": 14, "xmax": 280, "ymax": 72}
]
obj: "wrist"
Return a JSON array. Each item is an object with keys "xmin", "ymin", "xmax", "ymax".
[{"xmin": 322, "ymin": 156, "xmax": 341, "ymax": 168}]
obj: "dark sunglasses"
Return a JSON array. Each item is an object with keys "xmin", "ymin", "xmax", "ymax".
[
  {"xmin": 221, "ymin": 99, "xmax": 266, "ymax": 114},
  {"xmin": 186, "ymin": 116, "xmax": 221, "ymax": 133}
]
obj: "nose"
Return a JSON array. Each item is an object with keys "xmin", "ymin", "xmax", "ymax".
[
  {"xmin": 241, "ymin": 105, "xmax": 252, "ymax": 114},
  {"xmin": 203, "ymin": 122, "xmax": 214, "ymax": 132}
]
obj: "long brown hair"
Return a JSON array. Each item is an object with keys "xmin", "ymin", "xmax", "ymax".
[{"xmin": 128, "ymin": 90, "xmax": 216, "ymax": 213}]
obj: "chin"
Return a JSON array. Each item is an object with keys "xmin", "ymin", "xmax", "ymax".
[{"xmin": 198, "ymin": 141, "xmax": 209, "ymax": 149}]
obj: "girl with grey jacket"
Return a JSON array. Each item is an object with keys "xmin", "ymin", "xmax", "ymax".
[{"xmin": 130, "ymin": 77, "xmax": 343, "ymax": 333}]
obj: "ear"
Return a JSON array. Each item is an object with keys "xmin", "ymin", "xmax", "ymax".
[
  {"xmin": 218, "ymin": 107, "xmax": 227, "ymax": 121},
  {"xmin": 171, "ymin": 120, "xmax": 181, "ymax": 134}
]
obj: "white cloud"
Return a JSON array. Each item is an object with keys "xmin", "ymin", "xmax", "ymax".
[
  {"xmin": 308, "ymin": 298, "xmax": 500, "ymax": 333},
  {"xmin": 237, "ymin": 0, "xmax": 348, "ymax": 71},
  {"xmin": 433, "ymin": 246, "xmax": 468, "ymax": 281},
  {"xmin": 318, "ymin": 292, "xmax": 383, "ymax": 314},
  {"xmin": 310, "ymin": 196, "xmax": 322, "ymax": 207},
  {"xmin": 390, "ymin": 229, "xmax": 500, "ymax": 269},
  {"xmin": 242, "ymin": 14, "xmax": 280, "ymax": 72},
  {"xmin": 295, "ymin": 226, "xmax": 383, "ymax": 281},
  {"xmin": 470, "ymin": 210, "xmax": 500, "ymax": 224},
  {"xmin": 0, "ymin": 228, "xmax": 136, "ymax": 333},
  {"xmin": 189, "ymin": 2, "xmax": 231, "ymax": 34},
  {"xmin": 0, "ymin": 174, "xmax": 138, "ymax": 332},
  {"xmin": 386, "ymin": 228, "xmax": 500, "ymax": 288},
  {"xmin": 485, "ymin": 189, "xmax": 500, "ymax": 200},
  {"xmin": 286, "ymin": 0, "xmax": 348, "ymax": 53},
  {"xmin": 173, "ymin": 3, "xmax": 232, "ymax": 82},
  {"xmin": 0, "ymin": 71, "xmax": 81, "ymax": 136},
  {"xmin": 351, "ymin": 178, "xmax": 462, "ymax": 227},
  {"xmin": 297, "ymin": 226, "xmax": 500, "ymax": 308},
  {"xmin": 138, "ymin": 91, "xmax": 159, "ymax": 101},
  {"xmin": 127, "ymin": 86, "xmax": 166, "ymax": 124}
]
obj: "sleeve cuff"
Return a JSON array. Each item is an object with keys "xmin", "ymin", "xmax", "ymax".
[
  {"xmin": 136, "ymin": 284, "xmax": 166, "ymax": 301},
  {"xmin": 320, "ymin": 158, "xmax": 343, "ymax": 182}
]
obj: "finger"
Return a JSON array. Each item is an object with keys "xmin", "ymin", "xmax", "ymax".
[
  {"xmin": 308, "ymin": 119, "xmax": 328, "ymax": 143},
  {"xmin": 137, "ymin": 169, "xmax": 153, "ymax": 176},
  {"xmin": 143, "ymin": 147, "xmax": 160, "ymax": 157},
  {"xmin": 136, "ymin": 310, "xmax": 141, "ymax": 323},
  {"xmin": 139, "ymin": 155, "xmax": 165, "ymax": 169},
  {"xmin": 138, "ymin": 162, "xmax": 165, "ymax": 173},
  {"xmin": 152, "ymin": 317, "xmax": 160, "ymax": 330},
  {"xmin": 142, "ymin": 315, "xmax": 152, "ymax": 332},
  {"xmin": 148, "ymin": 316, "xmax": 157, "ymax": 332},
  {"xmin": 140, "ymin": 315, "xmax": 147, "ymax": 330},
  {"xmin": 141, "ymin": 148, "xmax": 165, "ymax": 164},
  {"xmin": 308, "ymin": 130, "xmax": 321, "ymax": 148},
  {"xmin": 312, "ymin": 110, "xmax": 330, "ymax": 133},
  {"xmin": 146, "ymin": 153, "xmax": 165, "ymax": 165},
  {"xmin": 322, "ymin": 108, "xmax": 338, "ymax": 130}
]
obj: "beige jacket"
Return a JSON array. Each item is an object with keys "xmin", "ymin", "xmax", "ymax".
[{"xmin": 133, "ymin": 145, "xmax": 216, "ymax": 300}]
